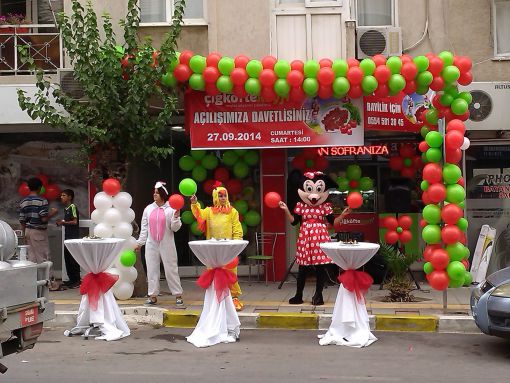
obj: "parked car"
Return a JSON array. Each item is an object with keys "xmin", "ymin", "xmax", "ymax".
[{"xmin": 470, "ymin": 266, "xmax": 510, "ymax": 338}]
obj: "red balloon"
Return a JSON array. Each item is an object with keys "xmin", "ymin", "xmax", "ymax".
[
  {"xmin": 442, "ymin": 108, "xmax": 455, "ymax": 122},
  {"xmin": 205, "ymin": 83, "xmax": 220, "ymax": 96},
  {"xmin": 418, "ymin": 141, "xmax": 430, "ymax": 153},
  {"xmin": 261, "ymin": 55, "xmax": 277, "ymax": 70},
  {"xmin": 36, "ymin": 174, "xmax": 49, "ymax": 186},
  {"xmin": 291, "ymin": 155, "xmax": 306, "ymax": 170},
  {"xmin": 385, "ymin": 231, "xmax": 399, "ymax": 245},
  {"xmin": 230, "ymin": 68, "xmax": 248, "ymax": 86},
  {"xmin": 168, "ymin": 194, "xmax": 185, "ymax": 210},
  {"xmin": 428, "ymin": 270, "xmax": 450, "ymax": 290},
  {"xmin": 347, "ymin": 84, "xmax": 363, "ymax": 99},
  {"xmin": 384, "ymin": 216, "xmax": 399, "ymax": 231},
  {"xmin": 456, "ymin": 56, "xmax": 472, "ymax": 73},
  {"xmin": 289, "ymin": 86, "xmax": 306, "ymax": 102},
  {"xmin": 179, "ymin": 50, "xmax": 194, "ymax": 65},
  {"xmin": 173, "ymin": 64, "xmax": 192, "ymax": 82},
  {"xmin": 347, "ymin": 191, "xmax": 363, "ymax": 209},
  {"xmin": 398, "ymin": 215, "xmax": 413, "ymax": 230},
  {"xmin": 458, "ymin": 111, "xmax": 470, "ymax": 121},
  {"xmin": 412, "ymin": 155, "xmax": 423, "ymax": 170},
  {"xmin": 259, "ymin": 69, "xmax": 277, "ymax": 87},
  {"xmin": 290, "ymin": 60, "xmax": 304, "ymax": 72},
  {"xmin": 428, "ymin": 183, "xmax": 446, "ymax": 203},
  {"xmin": 461, "ymin": 259, "xmax": 470, "ymax": 270},
  {"xmin": 203, "ymin": 179, "xmax": 216, "ymax": 195},
  {"xmin": 400, "ymin": 54, "xmax": 413, "ymax": 63},
  {"xmin": 347, "ymin": 58, "xmax": 360, "ymax": 67},
  {"xmin": 372, "ymin": 55, "xmax": 387, "ymax": 66},
  {"xmin": 428, "ymin": 56, "xmax": 443, "ymax": 76},
  {"xmin": 214, "ymin": 167, "xmax": 230, "ymax": 183},
  {"xmin": 44, "ymin": 184, "xmax": 61, "ymax": 201},
  {"xmin": 430, "ymin": 249, "xmax": 450, "ymax": 270},
  {"xmin": 374, "ymin": 65, "xmax": 391, "ymax": 83},
  {"xmin": 102, "ymin": 178, "xmax": 121, "ymax": 196},
  {"xmin": 225, "ymin": 179, "xmax": 242, "ymax": 196},
  {"xmin": 446, "ymin": 119, "xmax": 466, "ymax": 134},
  {"xmin": 401, "ymin": 62, "xmax": 418, "ymax": 81},
  {"xmin": 264, "ymin": 192, "xmax": 282, "ymax": 209},
  {"xmin": 441, "ymin": 225, "xmax": 462, "ymax": 245},
  {"xmin": 419, "ymin": 219, "xmax": 428, "ymax": 228},
  {"xmin": 441, "ymin": 204, "xmax": 463, "ymax": 225},
  {"xmin": 234, "ymin": 54, "xmax": 250, "ymax": 69},
  {"xmin": 261, "ymin": 86, "xmax": 276, "ymax": 102},
  {"xmin": 18, "ymin": 182, "xmax": 30, "ymax": 197},
  {"xmin": 346, "ymin": 67, "xmax": 364, "ymax": 85},
  {"xmin": 423, "ymin": 244, "xmax": 442, "ymax": 262},
  {"xmin": 457, "ymin": 71, "xmax": 473, "ymax": 86},
  {"xmin": 206, "ymin": 52, "xmax": 222, "ymax": 68},
  {"xmin": 399, "ymin": 143, "xmax": 416, "ymax": 158},
  {"xmin": 287, "ymin": 70, "xmax": 304, "ymax": 87},
  {"xmin": 429, "ymin": 76, "xmax": 445, "ymax": 91},
  {"xmin": 399, "ymin": 230, "xmax": 413, "ymax": 244},
  {"xmin": 374, "ymin": 83, "xmax": 389, "ymax": 97},
  {"xmin": 401, "ymin": 167, "xmax": 416, "ymax": 179},
  {"xmin": 403, "ymin": 80, "xmax": 417, "ymax": 95},
  {"xmin": 203, "ymin": 66, "xmax": 220, "ymax": 83},
  {"xmin": 445, "ymin": 148, "xmax": 462, "ymax": 164},
  {"xmin": 319, "ymin": 58, "xmax": 333, "ymax": 68},
  {"xmin": 421, "ymin": 190, "xmax": 432, "ymax": 205},
  {"xmin": 314, "ymin": 156, "xmax": 329, "ymax": 170},
  {"xmin": 318, "ymin": 84, "xmax": 333, "ymax": 99},
  {"xmin": 457, "ymin": 177, "xmax": 465, "ymax": 187},
  {"xmin": 389, "ymin": 156, "xmax": 404, "ymax": 171},
  {"xmin": 423, "ymin": 163, "xmax": 443, "ymax": 184},
  {"xmin": 233, "ymin": 85, "xmax": 247, "ymax": 98},
  {"xmin": 317, "ymin": 67, "xmax": 335, "ymax": 85},
  {"xmin": 445, "ymin": 130, "xmax": 464, "ymax": 149}
]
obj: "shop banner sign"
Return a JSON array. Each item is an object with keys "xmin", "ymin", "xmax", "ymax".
[
  {"xmin": 363, "ymin": 90, "xmax": 435, "ymax": 132},
  {"xmin": 185, "ymin": 91, "xmax": 364, "ymax": 149}
]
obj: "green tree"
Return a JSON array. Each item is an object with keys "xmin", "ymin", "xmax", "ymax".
[{"xmin": 17, "ymin": 0, "xmax": 186, "ymax": 296}]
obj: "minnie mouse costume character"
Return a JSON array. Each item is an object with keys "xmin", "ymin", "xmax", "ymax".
[{"xmin": 279, "ymin": 170, "xmax": 350, "ymax": 305}]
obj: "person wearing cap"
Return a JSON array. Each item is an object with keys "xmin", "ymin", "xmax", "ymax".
[
  {"xmin": 190, "ymin": 182, "xmax": 244, "ymax": 311},
  {"xmin": 136, "ymin": 181, "xmax": 184, "ymax": 306}
]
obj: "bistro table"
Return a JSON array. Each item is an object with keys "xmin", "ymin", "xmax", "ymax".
[
  {"xmin": 318, "ymin": 242, "xmax": 380, "ymax": 348},
  {"xmin": 186, "ymin": 239, "xmax": 249, "ymax": 348},
  {"xmin": 63, "ymin": 238, "xmax": 130, "ymax": 341}
]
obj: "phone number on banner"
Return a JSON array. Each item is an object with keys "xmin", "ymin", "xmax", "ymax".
[{"xmin": 207, "ymin": 132, "xmax": 262, "ymax": 142}]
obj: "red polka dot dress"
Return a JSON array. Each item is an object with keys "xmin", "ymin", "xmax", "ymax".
[{"xmin": 294, "ymin": 202, "xmax": 333, "ymax": 266}]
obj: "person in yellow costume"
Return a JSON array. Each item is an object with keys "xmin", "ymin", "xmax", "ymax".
[{"xmin": 190, "ymin": 182, "xmax": 244, "ymax": 311}]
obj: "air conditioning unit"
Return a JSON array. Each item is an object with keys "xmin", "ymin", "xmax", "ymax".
[
  {"xmin": 462, "ymin": 82, "xmax": 510, "ymax": 131},
  {"xmin": 57, "ymin": 68, "xmax": 85, "ymax": 100},
  {"xmin": 356, "ymin": 26, "xmax": 402, "ymax": 59}
]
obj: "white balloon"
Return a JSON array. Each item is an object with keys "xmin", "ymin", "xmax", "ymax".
[
  {"xmin": 93, "ymin": 192, "xmax": 113, "ymax": 211},
  {"xmin": 113, "ymin": 281, "xmax": 134, "ymax": 300},
  {"xmin": 91, "ymin": 209, "xmax": 104, "ymax": 224},
  {"xmin": 118, "ymin": 265, "xmax": 138, "ymax": 283},
  {"xmin": 461, "ymin": 137, "xmax": 471, "ymax": 151},
  {"xmin": 105, "ymin": 267, "xmax": 121, "ymax": 279},
  {"xmin": 94, "ymin": 223, "xmax": 113, "ymax": 238},
  {"xmin": 103, "ymin": 208, "xmax": 122, "ymax": 226},
  {"xmin": 122, "ymin": 236, "xmax": 138, "ymax": 251},
  {"xmin": 121, "ymin": 208, "xmax": 136, "ymax": 223},
  {"xmin": 113, "ymin": 222, "xmax": 133, "ymax": 239},
  {"xmin": 113, "ymin": 192, "xmax": 133, "ymax": 210}
]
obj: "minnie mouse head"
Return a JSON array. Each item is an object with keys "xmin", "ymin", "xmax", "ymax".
[{"xmin": 292, "ymin": 171, "xmax": 336, "ymax": 207}]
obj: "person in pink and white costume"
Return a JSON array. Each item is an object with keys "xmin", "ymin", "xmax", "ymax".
[{"xmin": 136, "ymin": 181, "xmax": 184, "ymax": 306}]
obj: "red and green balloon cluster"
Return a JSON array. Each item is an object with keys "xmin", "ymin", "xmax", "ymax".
[
  {"xmin": 420, "ymin": 119, "xmax": 470, "ymax": 290},
  {"xmin": 336, "ymin": 164, "xmax": 373, "ymax": 209},
  {"xmin": 291, "ymin": 148, "xmax": 329, "ymax": 172},
  {"xmin": 161, "ymin": 50, "xmax": 473, "ymax": 102},
  {"xmin": 388, "ymin": 143, "xmax": 423, "ymax": 179},
  {"xmin": 381, "ymin": 215, "xmax": 413, "ymax": 245}
]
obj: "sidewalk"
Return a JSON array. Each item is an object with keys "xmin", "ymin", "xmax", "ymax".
[{"xmin": 49, "ymin": 277, "xmax": 480, "ymax": 333}]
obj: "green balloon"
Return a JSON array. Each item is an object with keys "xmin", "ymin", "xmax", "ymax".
[
  {"xmin": 446, "ymin": 242, "xmax": 467, "ymax": 262},
  {"xmin": 39, "ymin": 185, "xmax": 46, "ymax": 195},
  {"xmin": 190, "ymin": 221, "xmax": 203, "ymax": 236},
  {"xmin": 420, "ymin": 180, "xmax": 429, "ymax": 191},
  {"xmin": 449, "ymin": 276, "xmax": 465, "ymax": 288},
  {"xmin": 413, "ymin": 55, "xmax": 429, "ymax": 72},
  {"xmin": 386, "ymin": 56, "xmax": 402, "ymax": 74},
  {"xmin": 332, "ymin": 77, "xmax": 350, "ymax": 96},
  {"xmin": 446, "ymin": 184, "xmax": 466, "ymax": 204},
  {"xmin": 359, "ymin": 177, "xmax": 374, "ymax": 191},
  {"xmin": 457, "ymin": 91, "xmax": 472, "ymax": 105},
  {"xmin": 458, "ymin": 200, "xmax": 465, "ymax": 209},
  {"xmin": 404, "ymin": 158, "xmax": 412, "ymax": 167},
  {"xmin": 420, "ymin": 126, "xmax": 430, "ymax": 138},
  {"xmin": 463, "ymin": 271, "xmax": 473, "ymax": 286},
  {"xmin": 233, "ymin": 200, "xmax": 249, "ymax": 215},
  {"xmin": 246, "ymin": 60, "xmax": 263, "ymax": 78},
  {"xmin": 440, "ymin": 93, "xmax": 454, "ymax": 106},
  {"xmin": 216, "ymin": 75, "xmax": 233, "ymax": 93},
  {"xmin": 304, "ymin": 60, "xmax": 320, "ymax": 78},
  {"xmin": 168, "ymin": 52, "xmax": 180, "ymax": 71},
  {"xmin": 179, "ymin": 178, "xmax": 197, "ymax": 196},
  {"xmin": 191, "ymin": 150, "xmax": 206, "ymax": 160},
  {"xmin": 422, "ymin": 224, "xmax": 442, "ymax": 244},
  {"xmin": 303, "ymin": 78, "xmax": 319, "ymax": 96},
  {"xmin": 179, "ymin": 155, "xmax": 195, "ymax": 171},
  {"xmin": 416, "ymin": 84, "xmax": 430, "ymax": 95},
  {"xmin": 233, "ymin": 161, "xmax": 249, "ymax": 179},
  {"xmin": 396, "ymin": 227, "xmax": 403, "ymax": 234},
  {"xmin": 425, "ymin": 109, "xmax": 439, "ymax": 125},
  {"xmin": 234, "ymin": 149, "xmax": 247, "ymax": 156},
  {"xmin": 447, "ymin": 260, "xmax": 465, "ymax": 280},
  {"xmin": 421, "ymin": 152, "xmax": 429, "ymax": 164},
  {"xmin": 451, "ymin": 98, "xmax": 468, "ymax": 115},
  {"xmin": 192, "ymin": 166, "xmax": 207, "ymax": 182},
  {"xmin": 337, "ymin": 177, "xmax": 349, "ymax": 191},
  {"xmin": 274, "ymin": 79, "xmax": 290, "ymax": 97},
  {"xmin": 423, "ymin": 262, "xmax": 434, "ymax": 274},
  {"xmin": 457, "ymin": 217, "xmax": 468, "ymax": 232},
  {"xmin": 119, "ymin": 250, "xmax": 136, "ymax": 267},
  {"xmin": 218, "ymin": 56, "xmax": 235, "ymax": 75},
  {"xmin": 161, "ymin": 72, "xmax": 177, "ymax": 87},
  {"xmin": 388, "ymin": 74, "xmax": 406, "ymax": 93},
  {"xmin": 222, "ymin": 151, "xmax": 239, "ymax": 166},
  {"xmin": 189, "ymin": 73, "xmax": 205, "ymax": 90},
  {"xmin": 444, "ymin": 84, "xmax": 459, "ymax": 97},
  {"xmin": 332, "ymin": 59, "xmax": 348, "ymax": 77},
  {"xmin": 425, "ymin": 131, "xmax": 443, "ymax": 148},
  {"xmin": 181, "ymin": 211, "xmax": 194, "ymax": 225},
  {"xmin": 201, "ymin": 154, "xmax": 219, "ymax": 170},
  {"xmin": 189, "ymin": 55, "xmax": 206, "ymax": 73},
  {"xmin": 274, "ymin": 60, "xmax": 291, "ymax": 79},
  {"xmin": 423, "ymin": 204, "xmax": 441, "ymax": 224},
  {"xmin": 243, "ymin": 150, "xmax": 259, "ymax": 166},
  {"xmin": 426, "ymin": 148, "xmax": 442, "ymax": 163},
  {"xmin": 443, "ymin": 164, "xmax": 461, "ymax": 184},
  {"xmin": 244, "ymin": 210, "xmax": 261, "ymax": 227},
  {"xmin": 245, "ymin": 78, "xmax": 261, "ymax": 95},
  {"xmin": 361, "ymin": 75, "xmax": 378, "ymax": 94},
  {"xmin": 438, "ymin": 51, "xmax": 454, "ymax": 67},
  {"xmin": 442, "ymin": 65, "xmax": 461, "ymax": 83},
  {"xmin": 359, "ymin": 59, "xmax": 376, "ymax": 75},
  {"xmin": 346, "ymin": 165, "xmax": 362, "ymax": 180},
  {"xmin": 417, "ymin": 71, "xmax": 433, "ymax": 86}
]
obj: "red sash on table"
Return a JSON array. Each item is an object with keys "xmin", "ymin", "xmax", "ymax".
[
  {"xmin": 338, "ymin": 269, "xmax": 373, "ymax": 303},
  {"xmin": 80, "ymin": 272, "xmax": 119, "ymax": 311},
  {"xmin": 197, "ymin": 266, "xmax": 238, "ymax": 303}
]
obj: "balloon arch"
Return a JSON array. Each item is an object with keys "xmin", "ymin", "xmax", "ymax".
[{"xmin": 154, "ymin": 50, "xmax": 473, "ymax": 291}]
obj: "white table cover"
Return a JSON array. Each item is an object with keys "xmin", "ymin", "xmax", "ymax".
[
  {"xmin": 186, "ymin": 239, "xmax": 248, "ymax": 348},
  {"xmin": 318, "ymin": 242, "xmax": 380, "ymax": 348},
  {"xmin": 64, "ymin": 238, "xmax": 130, "ymax": 341}
]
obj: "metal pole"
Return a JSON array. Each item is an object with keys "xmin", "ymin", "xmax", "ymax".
[{"xmin": 442, "ymin": 289, "xmax": 448, "ymax": 312}]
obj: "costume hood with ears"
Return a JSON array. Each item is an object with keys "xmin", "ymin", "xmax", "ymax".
[
  {"xmin": 154, "ymin": 181, "xmax": 169, "ymax": 200},
  {"xmin": 288, "ymin": 170, "xmax": 336, "ymax": 208}
]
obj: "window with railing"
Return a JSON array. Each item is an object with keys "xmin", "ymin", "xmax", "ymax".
[{"xmin": 0, "ymin": 0, "xmax": 63, "ymax": 74}]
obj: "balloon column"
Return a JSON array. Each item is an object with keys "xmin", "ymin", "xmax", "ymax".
[
  {"xmin": 336, "ymin": 164, "xmax": 374, "ymax": 209},
  {"xmin": 92, "ymin": 178, "xmax": 138, "ymax": 300},
  {"xmin": 420, "ymin": 119, "xmax": 471, "ymax": 290}
]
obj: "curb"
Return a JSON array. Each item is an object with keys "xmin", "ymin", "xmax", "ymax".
[{"xmin": 50, "ymin": 307, "xmax": 482, "ymax": 334}]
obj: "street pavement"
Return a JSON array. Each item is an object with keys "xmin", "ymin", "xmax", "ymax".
[{"xmin": 4, "ymin": 326, "xmax": 510, "ymax": 382}]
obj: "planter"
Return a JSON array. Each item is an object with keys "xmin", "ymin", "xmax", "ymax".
[{"xmin": 0, "ymin": 27, "xmax": 29, "ymax": 34}]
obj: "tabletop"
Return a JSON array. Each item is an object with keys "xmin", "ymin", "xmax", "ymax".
[{"xmin": 188, "ymin": 239, "xmax": 249, "ymax": 268}]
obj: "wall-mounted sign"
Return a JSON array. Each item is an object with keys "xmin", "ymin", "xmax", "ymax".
[{"xmin": 317, "ymin": 145, "xmax": 389, "ymax": 156}]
